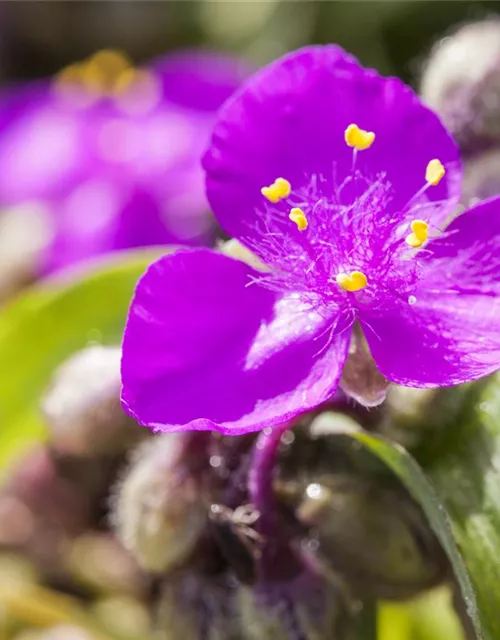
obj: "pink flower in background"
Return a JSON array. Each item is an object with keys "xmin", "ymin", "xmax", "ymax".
[{"xmin": 0, "ymin": 49, "xmax": 247, "ymax": 273}]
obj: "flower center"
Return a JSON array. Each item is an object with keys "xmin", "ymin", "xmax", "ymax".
[
  {"xmin": 250, "ymin": 124, "xmax": 445, "ymax": 320},
  {"xmin": 53, "ymin": 49, "xmax": 161, "ymax": 114}
]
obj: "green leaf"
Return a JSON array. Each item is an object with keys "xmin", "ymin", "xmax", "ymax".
[
  {"xmin": 420, "ymin": 376, "xmax": 500, "ymax": 640},
  {"xmin": 330, "ymin": 431, "xmax": 482, "ymax": 640},
  {"xmin": 0, "ymin": 249, "xmax": 163, "ymax": 470},
  {"xmin": 378, "ymin": 588, "xmax": 465, "ymax": 640}
]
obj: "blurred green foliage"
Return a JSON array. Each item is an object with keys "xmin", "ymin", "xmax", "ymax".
[
  {"xmin": 4, "ymin": 1, "xmax": 500, "ymax": 88},
  {"xmin": 0, "ymin": 250, "xmax": 161, "ymax": 471}
]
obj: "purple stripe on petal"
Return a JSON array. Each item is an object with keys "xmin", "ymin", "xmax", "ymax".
[{"xmin": 121, "ymin": 248, "xmax": 350, "ymax": 435}]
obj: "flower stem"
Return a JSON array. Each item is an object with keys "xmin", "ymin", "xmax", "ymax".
[{"xmin": 248, "ymin": 423, "xmax": 290, "ymax": 530}]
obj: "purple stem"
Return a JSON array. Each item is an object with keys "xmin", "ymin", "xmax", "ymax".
[{"xmin": 248, "ymin": 423, "xmax": 290, "ymax": 533}]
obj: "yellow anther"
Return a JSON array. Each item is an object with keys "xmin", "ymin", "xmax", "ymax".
[
  {"xmin": 336, "ymin": 271, "xmax": 368, "ymax": 292},
  {"xmin": 289, "ymin": 207, "xmax": 308, "ymax": 231},
  {"xmin": 344, "ymin": 124, "xmax": 375, "ymax": 151},
  {"xmin": 405, "ymin": 219, "xmax": 429, "ymax": 248},
  {"xmin": 54, "ymin": 50, "xmax": 134, "ymax": 105},
  {"xmin": 55, "ymin": 63, "xmax": 85, "ymax": 88},
  {"xmin": 425, "ymin": 159, "xmax": 445, "ymax": 186},
  {"xmin": 87, "ymin": 50, "xmax": 131, "ymax": 78},
  {"xmin": 261, "ymin": 177, "xmax": 291, "ymax": 203}
]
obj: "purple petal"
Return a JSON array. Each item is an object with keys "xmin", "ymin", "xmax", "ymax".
[
  {"xmin": 153, "ymin": 50, "xmax": 250, "ymax": 112},
  {"xmin": 361, "ymin": 197, "xmax": 500, "ymax": 386},
  {"xmin": 42, "ymin": 187, "xmax": 176, "ymax": 273},
  {"xmin": 0, "ymin": 84, "xmax": 91, "ymax": 202},
  {"xmin": 121, "ymin": 249, "xmax": 350, "ymax": 434},
  {"xmin": 204, "ymin": 45, "xmax": 461, "ymax": 243}
]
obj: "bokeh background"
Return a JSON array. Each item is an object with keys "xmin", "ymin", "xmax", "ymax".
[
  {"xmin": 3, "ymin": 1, "xmax": 500, "ymax": 85},
  {"xmin": 0, "ymin": 2, "xmax": 498, "ymax": 640}
]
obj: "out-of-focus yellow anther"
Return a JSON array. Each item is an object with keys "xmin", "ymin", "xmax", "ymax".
[
  {"xmin": 55, "ymin": 63, "xmax": 84, "ymax": 88},
  {"xmin": 54, "ymin": 50, "xmax": 134, "ymax": 102},
  {"xmin": 405, "ymin": 219, "xmax": 429, "ymax": 248},
  {"xmin": 87, "ymin": 49, "xmax": 131, "ymax": 79},
  {"xmin": 289, "ymin": 207, "xmax": 308, "ymax": 231},
  {"xmin": 344, "ymin": 124, "xmax": 375, "ymax": 151},
  {"xmin": 261, "ymin": 177, "xmax": 291, "ymax": 203},
  {"xmin": 336, "ymin": 270, "xmax": 368, "ymax": 292},
  {"xmin": 425, "ymin": 159, "xmax": 445, "ymax": 186}
]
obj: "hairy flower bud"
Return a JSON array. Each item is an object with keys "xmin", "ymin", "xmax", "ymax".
[
  {"xmin": 278, "ymin": 471, "xmax": 446, "ymax": 601},
  {"xmin": 42, "ymin": 346, "xmax": 141, "ymax": 456},
  {"xmin": 92, "ymin": 596, "xmax": 151, "ymax": 639},
  {"xmin": 461, "ymin": 146, "xmax": 500, "ymax": 206},
  {"xmin": 0, "ymin": 447, "xmax": 96, "ymax": 578},
  {"xmin": 381, "ymin": 381, "xmax": 487, "ymax": 453},
  {"xmin": 14, "ymin": 626, "xmax": 93, "ymax": 640},
  {"xmin": 112, "ymin": 434, "xmax": 208, "ymax": 574},
  {"xmin": 274, "ymin": 426, "xmax": 447, "ymax": 601},
  {"xmin": 65, "ymin": 533, "xmax": 148, "ymax": 597},
  {"xmin": 157, "ymin": 569, "xmax": 353, "ymax": 640},
  {"xmin": 421, "ymin": 19, "xmax": 500, "ymax": 153}
]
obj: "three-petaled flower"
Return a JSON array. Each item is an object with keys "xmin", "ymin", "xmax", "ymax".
[{"xmin": 121, "ymin": 46, "xmax": 500, "ymax": 435}]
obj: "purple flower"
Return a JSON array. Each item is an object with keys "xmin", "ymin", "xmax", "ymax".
[
  {"xmin": 0, "ymin": 50, "xmax": 247, "ymax": 273},
  {"xmin": 121, "ymin": 45, "xmax": 500, "ymax": 435}
]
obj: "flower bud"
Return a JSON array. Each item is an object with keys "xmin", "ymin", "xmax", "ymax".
[
  {"xmin": 277, "ymin": 472, "xmax": 447, "ymax": 601},
  {"xmin": 91, "ymin": 596, "xmax": 151, "ymax": 639},
  {"xmin": 421, "ymin": 19, "xmax": 500, "ymax": 153},
  {"xmin": 42, "ymin": 346, "xmax": 142, "ymax": 456},
  {"xmin": 0, "ymin": 447, "xmax": 94, "ymax": 579},
  {"xmin": 112, "ymin": 434, "xmax": 208, "ymax": 574},
  {"xmin": 3, "ymin": 446, "xmax": 90, "ymax": 532},
  {"xmin": 65, "ymin": 533, "xmax": 148, "ymax": 597},
  {"xmin": 339, "ymin": 325, "xmax": 390, "ymax": 408},
  {"xmin": 157, "ymin": 569, "xmax": 353, "ymax": 640},
  {"xmin": 381, "ymin": 381, "xmax": 486, "ymax": 452},
  {"xmin": 157, "ymin": 571, "xmax": 241, "ymax": 639},
  {"xmin": 461, "ymin": 146, "xmax": 500, "ymax": 206},
  {"xmin": 238, "ymin": 573, "xmax": 353, "ymax": 640},
  {"xmin": 14, "ymin": 626, "xmax": 93, "ymax": 640}
]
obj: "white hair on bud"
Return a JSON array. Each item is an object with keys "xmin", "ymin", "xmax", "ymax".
[{"xmin": 111, "ymin": 434, "xmax": 207, "ymax": 574}]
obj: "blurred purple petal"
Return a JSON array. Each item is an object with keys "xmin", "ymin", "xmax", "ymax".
[{"xmin": 0, "ymin": 50, "xmax": 246, "ymax": 273}]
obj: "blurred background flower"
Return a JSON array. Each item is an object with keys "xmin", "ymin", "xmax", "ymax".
[{"xmin": 0, "ymin": 48, "xmax": 247, "ymax": 287}]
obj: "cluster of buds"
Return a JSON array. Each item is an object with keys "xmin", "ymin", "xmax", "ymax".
[
  {"xmin": 421, "ymin": 19, "xmax": 500, "ymax": 205},
  {"xmin": 0, "ymin": 345, "xmax": 151, "ymax": 637},
  {"xmin": 111, "ymin": 409, "xmax": 449, "ymax": 639},
  {"xmin": 0, "ymin": 340, "xmax": 465, "ymax": 639},
  {"xmin": 2, "ymin": 341, "xmax": 447, "ymax": 639}
]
